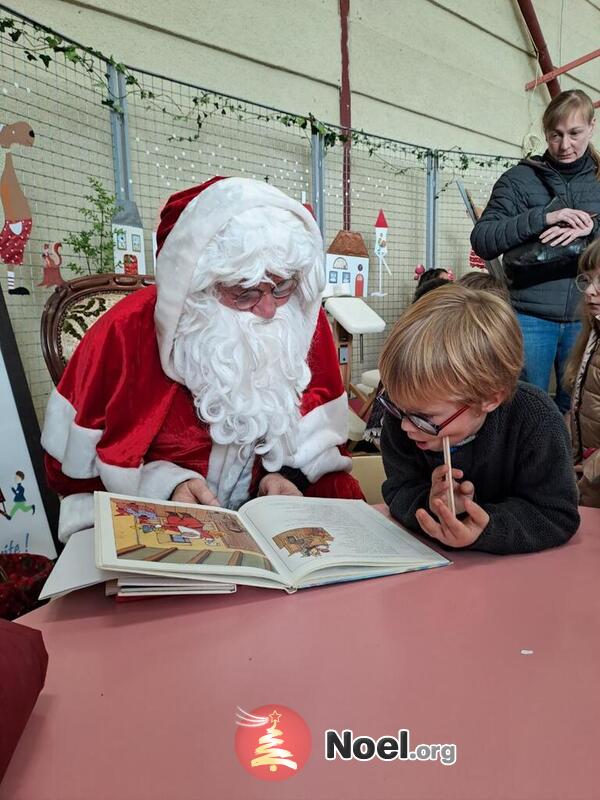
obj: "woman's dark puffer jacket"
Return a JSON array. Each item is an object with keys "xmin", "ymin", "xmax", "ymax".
[{"xmin": 471, "ymin": 153, "xmax": 600, "ymax": 322}]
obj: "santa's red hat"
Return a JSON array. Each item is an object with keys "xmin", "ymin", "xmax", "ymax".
[
  {"xmin": 155, "ymin": 176, "xmax": 226, "ymax": 255},
  {"xmin": 153, "ymin": 177, "xmax": 325, "ymax": 382}
]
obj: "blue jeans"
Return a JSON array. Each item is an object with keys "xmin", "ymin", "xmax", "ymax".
[{"xmin": 516, "ymin": 313, "xmax": 581, "ymax": 413}]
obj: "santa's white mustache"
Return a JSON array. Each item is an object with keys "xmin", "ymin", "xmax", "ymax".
[{"xmin": 171, "ymin": 293, "xmax": 313, "ymax": 466}]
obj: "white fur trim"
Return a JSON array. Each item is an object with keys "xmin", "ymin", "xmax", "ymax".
[
  {"xmin": 57, "ymin": 463, "xmax": 202, "ymax": 542},
  {"xmin": 300, "ymin": 448, "xmax": 352, "ymax": 484},
  {"xmin": 41, "ymin": 389, "xmax": 103, "ymax": 479},
  {"xmin": 42, "ymin": 389, "xmax": 203, "ymax": 495},
  {"xmin": 137, "ymin": 461, "xmax": 203, "ymax": 500},
  {"xmin": 206, "ymin": 443, "xmax": 253, "ymax": 510},
  {"xmin": 58, "ymin": 492, "xmax": 95, "ymax": 543},
  {"xmin": 97, "ymin": 458, "xmax": 202, "ymax": 499},
  {"xmin": 154, "ymin": 177, "xmax": 324, "ymax": 383},
  {"xmin": 270, "ymin": 393, "xmax": 351, "ymax": 482}
]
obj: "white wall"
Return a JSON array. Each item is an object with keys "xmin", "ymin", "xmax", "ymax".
[
  {"xmin": 14, "ymin": 0, "xmax": 600, "ymax": 156},
  {"xmin": 3, "ymin": 0, "xmax": 600, "ymax": 423}
]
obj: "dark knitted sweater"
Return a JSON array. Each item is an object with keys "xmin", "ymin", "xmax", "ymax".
[{"xmin": 380, "ymin": 383, "xmax": 580, "ymax": 554}]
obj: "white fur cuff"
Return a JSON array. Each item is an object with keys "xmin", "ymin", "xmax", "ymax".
[
  {"xmin": 41, "ymin": 389, "xmax": 103, "ymax": 479},
  {"xmin": 97, "ymin": 458, "xmax": 203, "ymax": 500},
  {"xmin": 58, "ymin": 492, "xmax": 95, "ymax": 543}
]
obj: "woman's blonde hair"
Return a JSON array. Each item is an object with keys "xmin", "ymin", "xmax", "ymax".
[
  {"xmin": 542, "ymin": 89, "xmax": 600, "ymax": 179},
  {"xmin": 564, "ymin": 238, "xmax": 600, "ymax": 389},
  {"xmin": 379, "ymin": 285, "xmax": 523, "ymax": 407}
]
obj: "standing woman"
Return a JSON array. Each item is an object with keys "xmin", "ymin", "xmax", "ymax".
[{"xmin": 471, "ymin": 90, "xmax": 600, "ymax": 413}]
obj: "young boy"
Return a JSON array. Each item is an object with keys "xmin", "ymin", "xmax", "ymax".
[{"xmin": 378, "ymin": 284, "xmax": 580, "ymax": 553}]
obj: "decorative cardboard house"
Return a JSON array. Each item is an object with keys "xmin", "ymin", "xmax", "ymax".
[
  {"xmin": 324, "ymin": 230, "xmax": 370, "ymax": 298},
  {"xmin": 112, "ymin": 200, "xmax": 147, "ymax": 275}
]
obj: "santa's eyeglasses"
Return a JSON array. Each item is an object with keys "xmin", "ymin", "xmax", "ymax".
[
  {"xmin": 219, "ymin": 277, "xmax": 298, "ymax": 310},
  {"xmin": 377, "ymin": 391, "xmax": 469, "ymax": 436}
]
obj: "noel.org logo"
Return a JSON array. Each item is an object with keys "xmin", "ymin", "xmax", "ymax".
[{"xmin": 234, "ymin": 705, "xmax": 311, "ymax": 781}]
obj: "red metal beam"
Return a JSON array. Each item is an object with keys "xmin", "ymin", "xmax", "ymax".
[
  {"xmin": 526, "ymin": 48, "xmax": 600, "ymax": 90},
  {"xmin": 516, "ymin": 0, "xmax": 561, "ymax": 98},
  {"xmin": 339, "ymin": 0, "xmax": 351, "ymax": 231}
]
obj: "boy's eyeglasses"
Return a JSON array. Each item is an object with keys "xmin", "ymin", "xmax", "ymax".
[
  {"xmin": 575, "ymin": 273, "xmax": 600, "ymax": 293},
  {"xmin": 218, "ymin": 277, "xmax": 298, "ymax": 310},
  {"xmin": 377, "ymin": 392, "xmax": 470, "ymax": 436}
]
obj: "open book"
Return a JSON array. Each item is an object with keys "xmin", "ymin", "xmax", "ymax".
[{"xmin": 95, "ymin": 492, "xmax": 450, "ymax": 594}]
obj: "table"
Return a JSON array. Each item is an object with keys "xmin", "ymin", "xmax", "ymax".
[{"xmin": 2, "ymin": 507, "xmax": 600, "ymax": 800}]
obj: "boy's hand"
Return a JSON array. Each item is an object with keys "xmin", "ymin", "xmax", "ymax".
[
  {"xmin": 416, "ymin": 497, "xmax": 489, "ymax": 548},
  {"xmin": 429, "ymin": 464, "xmax": 474, "ymax": 516}
]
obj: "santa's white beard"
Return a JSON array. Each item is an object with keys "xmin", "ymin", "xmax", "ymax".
[{"xmin": 172, "ymin": 294, "xmax": 314, "ymax": 470}]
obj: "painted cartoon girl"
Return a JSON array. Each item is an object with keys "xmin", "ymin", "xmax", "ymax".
[{"xmin": 0, "ymin": 120, "xmax": 35, "ymax": 295}]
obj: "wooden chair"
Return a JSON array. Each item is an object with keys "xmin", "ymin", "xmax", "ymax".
[{"xmin": 40, "ymin": 273, "xmax": 155, "ymax": 385}]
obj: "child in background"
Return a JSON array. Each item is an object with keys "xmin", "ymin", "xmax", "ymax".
[
  {"xmin": 413, "ymin": 275, "xmax": 451, "ymax": 302},
  {"xmin": 565, "ymin": 239, "xmax": 600, "ymax": 507},
  {"xmin": 378, "ymin": 284, "xmax": 579, "ymax": 553},
  {"xmin": 456, "ymin": 271, "xmax": 510, "ymax": 302},
  {"xmin": 413, "ymin": 267, "xmax": 452, "ymax": 302}
]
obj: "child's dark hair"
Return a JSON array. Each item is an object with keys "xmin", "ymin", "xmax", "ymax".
[
  {"xmin": 413, "ymin": 276, "xmax": 451, "ymax": 302},
  {"xmin": 15, "ymin": 470, "xmax": 24, "ymax": 480},
  {"xmin": 417, "ymin": 267, "xmax": 449, "ymax": 287}
]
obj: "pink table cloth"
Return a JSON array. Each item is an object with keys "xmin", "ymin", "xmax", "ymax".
[{"xmin": 2, "ymin": 506, "xmax": 599, "ymax": 800}]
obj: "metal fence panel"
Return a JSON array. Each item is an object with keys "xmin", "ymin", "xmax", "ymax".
[
  {"xmin": 1, "ymin": 19, "xmax": 114, "ymax": 421},
  {"xmin": 435, "ymin": 150, "xmax": 519, "ymax": 276},
  {"xmin": 323, "ymin": 133, "xmax": 428, "ymax": 383},
  {"xmin": 1, "ymin": 8, "xmax": 524, "ymax": 429},
  {"xmin": 125, "ymin": 71, "xmax": 313, "ymax": 274}
]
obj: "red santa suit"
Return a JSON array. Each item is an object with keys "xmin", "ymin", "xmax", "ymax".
[{"xmin": 42, "ymin": 177, "xmax": 362, "ymax": 542}]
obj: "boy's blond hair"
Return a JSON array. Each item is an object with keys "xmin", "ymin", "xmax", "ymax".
[{"xmin": 379, "ymin": 285, "xmax": 523, "ymax": 407}]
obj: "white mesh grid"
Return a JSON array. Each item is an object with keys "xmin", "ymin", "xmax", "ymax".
[
  {"xmin": 1, "ymin": 20, "xmax": 114, "ymax": 422},
  {"xmin": 323, "ymin": 131, "xmax": 428, "ymax": 383},
  {"xmin": 435, "ymin": 150, "xmax": 519, "ymax": 279},
  {"xmin": 1, "ymin": 9, "xmax": 525, "ymax": 429},
  {"xmin": 126, "ymin": 70, "xmax": 312, "ymax": 273}
]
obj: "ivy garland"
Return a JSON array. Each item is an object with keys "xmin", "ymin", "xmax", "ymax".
[{"xmin": 0, "ymin": 11, "xmax": 517, "ymax": 180}]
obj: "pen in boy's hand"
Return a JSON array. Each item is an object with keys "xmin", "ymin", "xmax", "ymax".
[{"xmin": 442, "ymin": 436, "xmax": 456, "ymax": 517}]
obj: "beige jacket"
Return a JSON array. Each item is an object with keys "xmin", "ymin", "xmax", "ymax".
[{"xmin": 571, "ymin": 319, "xmax": 600, "ymax": 507}]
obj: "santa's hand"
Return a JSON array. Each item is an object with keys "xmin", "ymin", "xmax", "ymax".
[
  {"xmin": 258, "ymin": 473, "xmax": 302, "ymax": 497},
  {"xmin": 416, "ymin": 497, "xmax": 489, "ymax": 548},
  {"xmin": 170, "ymin": 478, "xmax": 220, "ymax": 507}
]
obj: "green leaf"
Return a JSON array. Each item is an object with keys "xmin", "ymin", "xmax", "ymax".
[{"xmin": 64, "ymin": 47, "xmax": 80, "ymax": 62}]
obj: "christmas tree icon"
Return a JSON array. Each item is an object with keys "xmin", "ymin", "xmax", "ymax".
[{"xmin": 251, "ymin": 710, "xmax": 297, "ymax": 773}]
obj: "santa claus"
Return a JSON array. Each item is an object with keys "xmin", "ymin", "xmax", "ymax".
[{"xmin": 42, "ymin": 176, "xmax": 362, "ymax": 543}]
